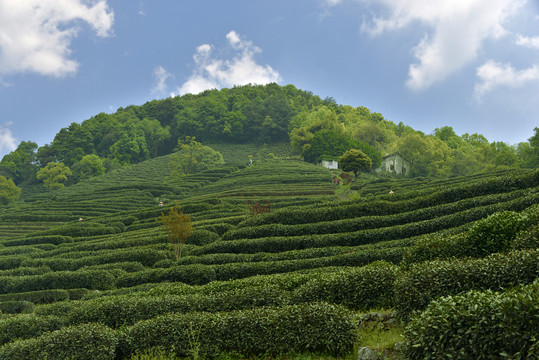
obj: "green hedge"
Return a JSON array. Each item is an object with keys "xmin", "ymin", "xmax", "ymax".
[
  {"xmin": 64, "ymin": 285, "xmax": 288, "ymax": 328},
  {"xmin": 0, "ymin": 323, "xmax": 120, "ymax": 360},
  {"xmin": 124, "ymin": 303, "xmax": 355, "ymax": 358},
  {"xmin": 395, "ymin": 249, "xmax": 539, "ymax": 319},
  {"xmin": 3, "ymin": 235, "xmax": 74, "ymax": 247},
  {"xmin": 403, "ymin": 281, "xmax": 539, "ymax": 360},
  {"xmin": 237, "ymin": 170, "xmax": 539, "ymax": 227},
  {"xmin": 0, "ymin": 301, "xmax": 34, "ymax": 314},
  {"xmin": 194, "ymin": 193, "xmax": 539, "ymax": 255},
  {"xmin": 224, "ymin": 189, "xmax": 530, "ymax": 240},
  {"xmin": 0, "ymin": 270, "xmax": 116, "ymax": 294},
  {"xmin": 291, "ymin": 261, "xmax": 398, "ymax": 310},
  {"xmin": 0, "ymin": 315, "xmax": 65, "ymax": 345}
]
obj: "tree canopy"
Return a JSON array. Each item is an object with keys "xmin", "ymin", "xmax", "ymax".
[
  {"xmin": 0, "ymin": 175, "xmax": 21, "ymax": 205},
  {"xmin": 169, "ymin": 137, "xmax": 224, "ymax": 180},
  {"xmin": 339, "ymin": 149, "xmax": 372, "ymax": 179},
  {"xmin": 36, "ymin": 162, "xmax": 72, "ymax": 190}
]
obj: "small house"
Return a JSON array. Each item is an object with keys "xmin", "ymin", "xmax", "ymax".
[
  {"xmin": 319, "ymin": 160, "xmax": 339, "ymax": 170},
  {"xmin": 376, "ymin": 153, "xmax": 411, "ymax": 176}
]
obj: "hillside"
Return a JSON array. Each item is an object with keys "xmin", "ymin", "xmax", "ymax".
[{"xmin": 0, "ymin": 145, "xmax": 537, "ymax": 359}]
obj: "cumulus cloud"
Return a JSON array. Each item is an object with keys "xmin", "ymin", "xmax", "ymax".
[
  {"xmin": 0, "ymin": 0, "xmax": 114, "ymax": 79},
  {"xmin": 516, "ymin": 34, "xmax": 539, "ymax": 49},
  {"xmin": 474, "ymin": 61, "xmax": 539, "ymax": 99},
  {"xmin": 355, "ymin": 0, "xmax": 525, "ymax": 90},
  {"xmin": 151, "ymin": 65, "xmax": 173, "ymax": 95},
  {"xmin": 174, "ymin": 31, "xmax": 281, "ymax": 96},
  {"xmin": 0, "ymin": 124, "xmax": 17, "ymax": 157}
]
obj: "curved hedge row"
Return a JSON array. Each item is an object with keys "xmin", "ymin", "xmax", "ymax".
[
  {"xmin": 0, "ymin": 323, "xmax": 120, "ymax": 360},
  {"xmin": 223, "ymin": 189, "xmax": 529, "ymax": 240},
  {"xmin": 124, "ymin": 303, "xmax": 355, "ymax": 358},
  {"xmin": 195, "ymin": 193, "xmax": 539, "ymax": 255},
  {"xmin": 403, "ymin": 281, "xmax": 539, "ymax": 360},
  {"xmin": 237, "ymin": 170, "xmax": 539, "ymax": 227},
  {"xmin": 395, "ymin": 249, "xmax": 539, "ymax": 319},
  {"xmin": 0, "ymin": 270, "xmax": 116, "ymax": 294}
]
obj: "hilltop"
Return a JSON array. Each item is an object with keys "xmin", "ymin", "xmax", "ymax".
[{"xmin": 2, "ymin": 83, "xmax": 538, "ymax": 194}]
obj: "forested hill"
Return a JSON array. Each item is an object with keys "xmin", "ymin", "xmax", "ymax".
[{"xmin": 1, "ymin": 83, "xmax": 538, "ymax": 188}]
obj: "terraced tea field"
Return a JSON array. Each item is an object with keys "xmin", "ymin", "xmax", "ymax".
[{"xmin": 0, "ymin": 149, "xmax": 537, "ymax": 359}]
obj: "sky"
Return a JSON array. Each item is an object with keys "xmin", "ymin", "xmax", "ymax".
[{"xmin": 1, "ymin": 0, "xmax": 539, "ymax": 159}]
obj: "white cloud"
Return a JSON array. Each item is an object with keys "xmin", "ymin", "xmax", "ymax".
[
  {"xmin": 151, "ymin": 65, "xmax": 173, "ymax": 95},
  {"xmin": 0, "ymin": 0, "xmax": 114, "ymax": 78},
  {"xmin": 355, "ymin": 0, "xmax": 525, "ymax": 90},
  {"xmin": 516, "ymin": 34, "xmax": 539, "ymax": 49},
  {"xmin": 325, "ymin": 0, "xmax": 342, "ymax": 6},
  {"xmin": 0, "ymin": 124, "xmax": 17, "ymax": 157},
  {"xmin": 174, "ymin": 31, "xmax": 281, "ymax": 96},
  {"xmin": 474, "ymin": 61, "xmax": 539, "ymax": 99}
]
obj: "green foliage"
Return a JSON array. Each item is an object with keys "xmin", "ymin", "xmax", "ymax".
[
  {"xmin": 169, "ymin": 136, "xmax": 224, "ymax": 179},
  {"xmin": 0, "ymin": 315, "xmax": 66, "ymax": 346},
  {"xmin": 0, "ymin": 322, "xmax": 120, "ymax": 360},
  {"xmin": 0, "ymin": 175, "xmax": 21, "ymax": 205},
  {"xmin": 468, "ymin": 210, "xmax": 527, "ymax": 255},
  {"xmin": 72, "ymin": 154, "xmax": 106, "ymax": 182},
  {"xmin": 512, "ymin": 224, "xmax": 539, "ymax": 250},
  {"xmin": 159, "ymin": 204, "xmax": 193, "ymax": 260},
  {"xmin": 339, "ymin": 149, "xmax": 372, "ymax": 178},
  {"xmin": 0, "ymin": 141, "xmax": 38, "ymax": 184},
  {"xmin": 36, "ymin": 162, "xmax": 72, "ymax": 190},
  {"xmin": 291, "ymin": 261, "xmax": 398, "ymax": 310},
  {"xmin": 404, "ymin": 281, "xmax": 539, "ymax": 360},
  {"xmin": 394, "ymin": 249, "xmax": 539, "ymax": 320},
  {"xmin": 124, "ymin": 303, "xmax": 356, "ymax": 358},
  {"xmin": 0, "ymin": 301, "xmax": 34, "ymax": 314}
]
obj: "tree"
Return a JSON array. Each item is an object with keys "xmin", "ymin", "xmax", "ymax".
[
  {"xmin": 169, "ymin": 137, "xmax": 224, "ymax": 179},
  {"xmin": 159, "ymin": 204, "xmax": 192, "ymax": 260},
  {"xmin": 36, "ymin": 162, "xmax": 72, "ymax": 190},
  {"xmin": 0, "ymin": 175, "xmax": 21, "ymax": 205},
  {"xmin": 72, "ymin": 154, "xmax": 106, "ymax": 182},
  {"xmin": 0, "ymin": 141, "xmax": 38, "ymax": 184},
  {"xmin": 339, "ymin": 149, "xmax": 372, "ymax": 179}
]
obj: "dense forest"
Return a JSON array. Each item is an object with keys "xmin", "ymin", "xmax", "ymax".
[{"xmin": 1, "ymin": 83, "xmax": 538, "ymax": 191}]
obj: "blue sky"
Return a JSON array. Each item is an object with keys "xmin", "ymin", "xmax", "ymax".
[{"xmin": 1, "ymin": 0, "xmax": 539, "ymax": 159}]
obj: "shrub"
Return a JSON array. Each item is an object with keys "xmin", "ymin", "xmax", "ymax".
[
  {"xmin": 511, "ymin": 224, "xmax": 539, "ymax": 250},
  {"xmin": 0, "ymin": 289, "xmax": 69, "ymax": 304},
  {"xmin": 124, "ymin": 303, "xmax": 356, "ymax": 358},
  {"xmin": 402, "ymin": 233, "xmax": 473, "ymax": 265},
  {"xmin": 468, "ymin": 210, "xmax": 527, "ymax": 255},
  {"xmin": 0, "ymin": 315, "xmax": 65, "ymax": 345},
  {"xmin": 291, "ymin": 261, "xmax": 398, "ymax": 310},
  {"xmin": 403, "ymin": 281, "xmax": 539, "ymax": 360},
  {"xmin": 188, "ymin": 229, "xmax": 220, "ymax": 246},
  {"xmin": 0, "ymin": 323, "xmax": 120, "ymax": 360},
  {"xmin": 0, "ymin": 301, "xmax": 34, "ymax": 314},
  {"xmin": 394, "ymin": 249, "xmax": 539, "ymax": 320}
]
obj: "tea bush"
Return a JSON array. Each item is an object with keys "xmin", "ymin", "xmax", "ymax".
[
  {"xmin": 403, "ymin": 280, "xmax": 539, "ymax": 360},
  {"xmin": 395, "ymin": 249, "xmax": 539, "ymax": 319},
  {"xmin": 0, "ymin": 314, "xmax": 65, "ymax": 345},
  {"xmin": 0, "ymin": 322, "xmax": 120, "ymax": 360},
  {"xmin": 124, "ymin": 303, "xmax": 355, "ymax": 358}
]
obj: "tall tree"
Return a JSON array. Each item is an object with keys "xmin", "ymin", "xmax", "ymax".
[
  {"xmin": 169, "ymin": 137, "xmax": 224, "ymax": 179},
  {"xmin": 0, "ymin": 175, "xmax": 21, "ymax": 205},
  {"xmin": 36, "ymin": 162, "xmax": 72, "ymax": 190},
  {"xmin": 0, "ymin": 141, "xmax": 38, "ymax": 184},
  {"xmin": 339, "ymin": 149, "xmax": 372, "ymax": 179},
  {"xmin": 159, "ymin": 204, "xmax": 192, "ymax": 260}
]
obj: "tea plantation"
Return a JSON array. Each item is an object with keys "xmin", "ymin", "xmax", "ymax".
[{"xmin": 0, "ymin": 145, "xmax": 537, "ymax": 359}]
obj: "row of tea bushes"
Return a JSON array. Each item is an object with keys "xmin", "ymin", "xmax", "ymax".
[
  {"xmin": 0, "ymin": 270, "xmax": 115, "ymax": 294},
  {"xmin": 238, "ymin": 169, "xmax": 539, "ymax": 227},
  {"xmin": 0, "ymin": 303, "xmax": 355, "ymax": 360},
  {"xmin": 0, "ymin": 288, "xmax": 90, "ymax": 305},
  {"xmin": 403, "ymin": 280, "xmax": 539, "ymax": 360},
  {"xmin": 124, "ymin": 302, "xmax": 355, "ymax": 358},
  {"xmin": 394, "ymin": 249, "xmax": 539, "ymax": 319},
  {"xmin": 223, "ymin": 189, "xmax": 530, "ymax": 240},
  {"xmin": 402, "ymin": 205, "xmax": 539, "ymax": 264},
  {"xmin": 195, "ymin": 193, "xmax": 539, "ymax": 255}
]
